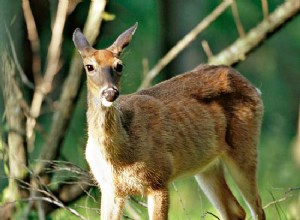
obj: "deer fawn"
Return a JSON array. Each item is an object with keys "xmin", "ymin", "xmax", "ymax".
[{"xmin": 73, "ymin": 23, "xmax": 265, "ymax": 220}]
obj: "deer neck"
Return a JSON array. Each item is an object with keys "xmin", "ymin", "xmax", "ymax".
[{"xmin": 87, "ymin": 91, "xmax": 128, "ymax": 163}]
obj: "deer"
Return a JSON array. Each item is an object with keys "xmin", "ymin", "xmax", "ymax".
[{"xmin": 72, "ymin": 23, "xmax": 266, "ymax": 220}]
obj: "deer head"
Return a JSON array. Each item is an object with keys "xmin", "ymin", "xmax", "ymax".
[{"xmin": 72, "ymin": 23, "xmax": 138, "ymax": 107}]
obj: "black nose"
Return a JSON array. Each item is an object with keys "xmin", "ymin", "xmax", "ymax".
[{"xmin": 102, "ymin": 88, "xmax": 119, "ymax": 102}]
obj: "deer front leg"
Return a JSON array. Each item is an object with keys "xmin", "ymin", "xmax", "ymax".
[
  {"xmin": 147, "ymin": 189, "xmax": 169, "ymax": 220},
  {"xmin": 100, "ymin": 191, "xmax": 125, "ymax": 220}
]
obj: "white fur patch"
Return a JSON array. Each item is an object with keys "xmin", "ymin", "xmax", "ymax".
[
  {"xmin": 102, "ymin": 98, "xmax": 114, "ymax": 107},
  {"xmin": 256, "ymin": 88, "xmax": 262, "ymax": 96},
  {"xmin": 86, "ymin": 137, "xmax": 113, "ymax": 190}
]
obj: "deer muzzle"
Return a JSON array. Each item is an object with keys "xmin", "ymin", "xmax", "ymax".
[{"xmin": 101, "ymin": 88, "xmax": 119, "ymax": 107}]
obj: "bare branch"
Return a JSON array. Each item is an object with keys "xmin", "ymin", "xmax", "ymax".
[
  {"xmin": 138, "ymin": 0, "xmax": 233, "ymax": 90},
  {"xmin": 26, "ymin": 0, "xmax": 70, "ymax": 149},
  {"xmin": 2, "ymin": 196, "xmax": 88, "ymax": 220},
  {"xmin": 201, "ymin": 40, "xmax": 213, "ymax": 59},
  {"xmin": 35, "ymin": 0, "xmax": 107, "ymax": 175},
  {"xmin": 142, "ymin": 58, "xmax": 149, "ymax": 79},
  {"xmin": 285, "ymin": 186, "xmax": 300, "ymax": 194},
  {"xmin": 207, "ymin": 0, "xmax": 300, "ymax": 65},
  {"xmin": 82, "ymin": 0, "xmax": 107, "ymax": 44},
  {"xmin": 5, "ymin": 25, "xmax": 34, "ymax": 89},
  {"xmin": 261, "ymin": 0, "xmax": 269, "ymax": 20},
  {"xmin": 263, "ymin": 192, "xmax": 294, "ymax": 210},
  {"xmin": 201, "ymin": 211, "xmax": 220, "ymax": 220},
  {"xmin": 1, "ymin": 52, "xmax": 28, "ymax": 203},
  {"xmin": 22, "ymin": 0, "xmax": 42, "ymax": 84},
  {"xmin": 231, "ymin": 0, "xmax": 245, "ymax": 37},
  {"xmin": 44, "ymin": 0, "xmax": 69, "ymax": 85},
  {"xmin": 129, "ymin": 196, "xmax": 148, "ymax": 209}
]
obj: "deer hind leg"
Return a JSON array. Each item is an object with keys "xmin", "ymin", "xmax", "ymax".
[
  {"xmin": 100, "ymin": 190, "xmax": 125, "ymax": 220},
  {"xmin": 223, "ymin": 155, "xmax": 265, "ymax": 220},
  {"xmin": 195, "ymin": 161, "xmax": 246, "ymax": 220},
  {"xmin": 223, "ymin": 142, "xmax": 265, "ymax": 220},
  {"xmin": 224, "ymin": 105, "xmax": 265, "ymax": 220},
  {"xmin": 147, "ymin": 188, "xmax": 169, "ymax": 220}
]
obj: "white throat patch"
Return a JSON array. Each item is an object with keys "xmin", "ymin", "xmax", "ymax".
[{"xmin": 102, "ymin": 98, "xmax": 113, "ymax": 107}]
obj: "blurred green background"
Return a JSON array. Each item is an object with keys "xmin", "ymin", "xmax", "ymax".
[{"xmin": 0, "ymin": 0, "xmax": 299, "ymax": 219}]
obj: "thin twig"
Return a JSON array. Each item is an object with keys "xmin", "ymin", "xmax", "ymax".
[
  {"xmin": 15, "ymin": 167, "xmax": 89, "ymax": 219},
  {"xmin": 201, "ymin": 40, "xmax": 213, "ymax": 58},
  {"xmin": 285, "ymin": 186, "xmax": 300, "ymax": 195},
  {"xmin": 261, "ymin": 0, "xmax": 269, "ymax": 20},
  {"xmin": 22, "ymin": 0, "xmax": 42, "ymax": 84},
  {"xmin": 231, "ymin": 0, "xmax": 245, "ymax": 37},
  {"xmin": 207, "ymin": 0, "xmax": 300, "ymax": 65},
  {"xmin": 138, "ymin": 0, "xmax": 233, "ymax": 90},
  {"xmin": 142, "ymin": 58, "xmax": 149, "ymax": 79},
  {"xmin": 263, "ymin": 186, "xmax": 299, "ymax": 209},
  {"xmin": 1, "ymin": 196, "xmax": 88, "ymax": 220},
  {"xmin": 5, "ymin": 24, "xmax": 34, "ymax": 89},
  {"xmin": 263, "ymin": 196, "xmax": 288, "ymax": 209},
  {"xmin": 129, "ymin": 196, "xmax": 148, "ymax": 209},
  {"xmin": 201, "ymin": 211, "xmax": 220, "ymax": 220}
]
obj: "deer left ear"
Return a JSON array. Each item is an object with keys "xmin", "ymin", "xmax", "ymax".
[
  {"xmin": 73, "ymin": 28, "xmax": 92, "ymax": 55},
  {"xmin": 108, "ymin": 22, "xmax": 138, "ymax": 56}
]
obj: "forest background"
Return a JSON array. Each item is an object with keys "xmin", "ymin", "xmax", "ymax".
[{"xmin": 0, "ymin": 0, "xmax": 300, "ymax": 219}]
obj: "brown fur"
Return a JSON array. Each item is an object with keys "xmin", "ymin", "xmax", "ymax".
[{"xmin": 73, "ymin": 24, "xmax": 265, "ymax": 220}]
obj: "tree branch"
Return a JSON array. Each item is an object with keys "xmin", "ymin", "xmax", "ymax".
[
  {"xmin": 5, "ymin": 25, "xmax": 34, "ymax": 89},
  {"xmin": 22, "ymin": 0, "xmax": 42, "ymax": 84},
  {"xmin": 138, "ymin": 0, "xmax": 233, "ymax": 90},
  {"xmin": 207, "ymin": 0, "xmax": 300, "ymax": 65},
  {"xmin": 26, "ymin": 0, "xmax": 70, "ymax": 149},
  {"xmin": 35, "ymin": 0, "xmax": 107, "ymax": 175},
  {"xmin": 261, "ymin": 0, "xmax": 269, "ymax": 20},
  {"xmin": 231, "ymin": 0, "xmax": 245, "ymax": 37},
  {"xmin": 1, "ymin": 52, "xmax": 28, "ymax": 202}
]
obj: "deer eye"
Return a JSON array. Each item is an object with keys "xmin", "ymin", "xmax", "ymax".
[
  {"xmin": 114, "ymin": 61, "xmax": 123, "ymax": 73},
  {"xmin": 86, "ymin": 65, "xmax": 94, "ymax": 72}
]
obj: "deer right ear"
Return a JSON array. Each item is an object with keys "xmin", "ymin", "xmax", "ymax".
[
  {"xmin": 73, "ymin": 28, "xmax": 91, "ymax": 54},
  {"xmin": 108, "ymin": 22, "xmax": 138, "ymax": 56}
]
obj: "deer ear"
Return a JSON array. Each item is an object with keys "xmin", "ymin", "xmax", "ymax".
[
  {"xmin": 73, "ymin": 28, "xmax": 91, "ymax": 54},
  {"xmin": 108, "ymin": 22, "xmax": 138, "ymax": 56}
]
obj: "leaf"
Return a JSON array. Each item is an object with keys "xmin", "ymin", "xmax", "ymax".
[{"xmin": 102, "ymin": 11, "xmax": 116, "ymax": 21}]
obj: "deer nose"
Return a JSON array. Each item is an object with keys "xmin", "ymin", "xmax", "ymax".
[{"xmin": 102, "ymin": 88, "xmax": 119, "ymax": 102}]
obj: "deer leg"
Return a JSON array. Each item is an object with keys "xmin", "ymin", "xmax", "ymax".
[
  {"xmin": 147, "ymin": 188, "xmax": 169, "ymax": 220},
  {"xmin": 223, "ymin": 155, "xmax": 265, "ymax": 220},
  {"xmin": 195, "ymin": 161, "xmax": 246, "ymax": 220},
  {"xmin": 224, "ymin": 106, "xmax": 265, "ymax": 220},
  {"xmin": 100, "ymin": 191, "xmax": 125, "ymax": 220}
]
